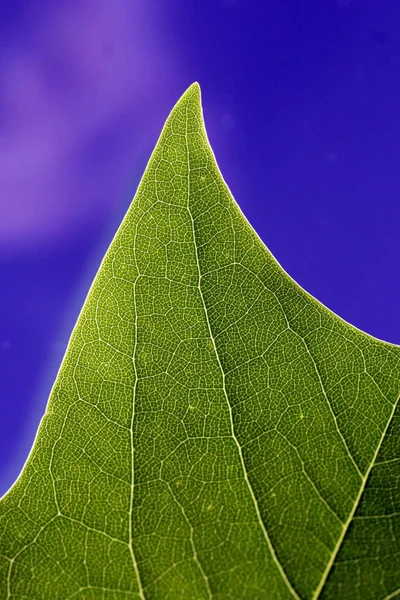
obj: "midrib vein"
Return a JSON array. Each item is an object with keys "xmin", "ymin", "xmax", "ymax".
[
  {"xmin": 184, "ymin": 103, "xmax": 300, "ymax": 600},
  {"xmin": 312, "ymin": 392, "xmax": 400, "ymax": 599},
  {"xmin": 129, "ymin": 237, "xmax": 146, "ymax": 599}
]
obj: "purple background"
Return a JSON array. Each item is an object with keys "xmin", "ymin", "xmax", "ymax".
[{"xmin": 1, "ymin": 0, "xmax": 399, "ymax": 496}]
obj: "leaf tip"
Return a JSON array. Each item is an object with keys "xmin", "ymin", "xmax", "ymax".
[{"xmin": 182, "ymin": 81, "xmax": 202, "ymax": 106}]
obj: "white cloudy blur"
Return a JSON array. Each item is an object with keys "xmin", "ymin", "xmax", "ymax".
[{"xmin": 0, "ymin": 0, "xmax": 178, "ymax": 249}]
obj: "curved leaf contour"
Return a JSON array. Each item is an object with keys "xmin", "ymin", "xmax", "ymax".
[{"xmin": 1, "ymin": 83, "xmax": 399, "ymax": 600}]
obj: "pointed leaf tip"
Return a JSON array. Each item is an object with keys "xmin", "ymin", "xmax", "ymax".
[
  {"xmin": 2, "ymin": 75, "xmax": 400, "ymax": 600},
  {"xmin": 181, "ymin": 81, "xmax": 201, "ymax": 106}
]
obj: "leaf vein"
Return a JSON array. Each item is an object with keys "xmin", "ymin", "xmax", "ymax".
[
  {"xmin": 185, "ymin": 98, "xmax": 301, "ymax": 600},
  {"xmin": 312, "ymin": 392, "xmax": 400, "ymax": 599}
]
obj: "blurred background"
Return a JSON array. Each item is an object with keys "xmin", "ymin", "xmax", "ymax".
[{"xmin": 0, "ymin": 0, "xmax": 399, "ymax": 496}]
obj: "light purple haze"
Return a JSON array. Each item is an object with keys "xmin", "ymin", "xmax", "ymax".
[{"xmin": 0, "ymin": 0, "xmax": 179, "ymax": 250}]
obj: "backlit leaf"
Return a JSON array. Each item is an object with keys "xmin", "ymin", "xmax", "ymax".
[{"xmin": 1, "ymin": 83, "xmax": 399, "ymax": 599}]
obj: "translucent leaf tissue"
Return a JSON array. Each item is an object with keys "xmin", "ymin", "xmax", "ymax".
[{"xmin": 1, "ymin": 83, "xmax": 399, "ymax": 599}]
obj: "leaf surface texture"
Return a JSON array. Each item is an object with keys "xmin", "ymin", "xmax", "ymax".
[{"xmin": 1, "ymin": 83, "xmax": 399, "ymax": 600}]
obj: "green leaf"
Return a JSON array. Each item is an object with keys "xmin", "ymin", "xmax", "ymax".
[{"xmin": 1, "ymin": 83, "xmax": 399, "ymax": 600}]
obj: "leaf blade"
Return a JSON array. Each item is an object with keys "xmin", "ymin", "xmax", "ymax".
[{"xmin": 1, "ymin": 82, "xmax": 399, "ymax": 599}]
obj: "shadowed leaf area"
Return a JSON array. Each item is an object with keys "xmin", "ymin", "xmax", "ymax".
[{"xmin": 1, "ymin": 83, "xmax": 399, "ymax": 600}]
